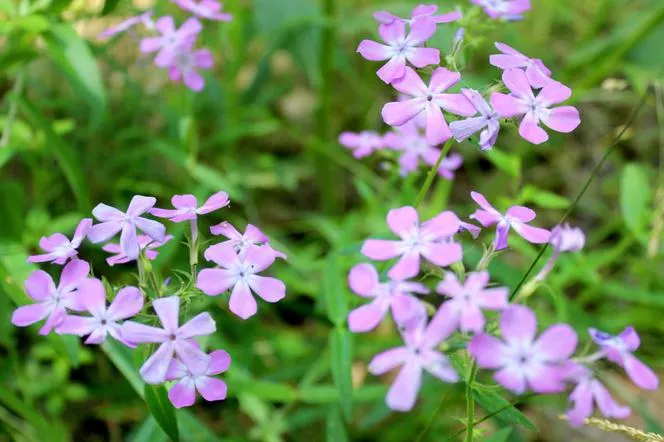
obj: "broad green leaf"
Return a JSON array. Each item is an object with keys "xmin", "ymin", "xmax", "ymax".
[
  {"xmin": 101, "ymin": 340, "xmax": 145, "ymax": 397},
  {"xmin": 329, "ymin": 328, "xmax": 353, "ymax": 422},
  {"xmin": 485, "ymin": 427, "xmax": 513, "ymax": 442},
  {"xmin": 43, "ymin": 23, "xmax": 106, "ymax": 121},
  {"xmin": 144, "ymin": 384, "xmax": 180, "ymax": 442},
  {"xmin": 472, "ymin": 388, "xmax": 536, "ymax": 431},
  {"xmin": 485, "ymin": 149, "xmax": 521, "ymax": 178},
  {"xmin": 519, "ymin": 185, "xmax": 569, "ymax": 209},
  {"xmin": 323, "ymin": 254, "xmax": 347, "ymax": 326},
  {"xmin": 326, "ymin": 406, "xmax": 348, "ymax": 442},
  {"xmin": 16, "ymin": 15, "xmax": 50, "ymax": 33},
  {"xmin": 620, "ymin": 163, "xmax": 651, "ymax": 238}
]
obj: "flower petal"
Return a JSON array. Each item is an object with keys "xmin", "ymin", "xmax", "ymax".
[
  {"xmin": 348, "ymin": 301, "xmax": 389, "ymax": 333},
  {"xmin": 196, "ymin": 268, "xmax": 237, "ymax": 296},
  {"xmin": 199, "ymin": 191, "xmax": 230, "ymax": 214},
  {"xmin": 519, "ymin": 112, "xmax": 549, "ymax": 145},
  {"xmin": 361, "ymin": 239, "xmax": 402, "ymax": 260},
  {"xmin": 207, "ymin": 349, "xmax": 231, "ymax": 375},
  {"xmin": 356, "ymin": 40, "xmax": 391, "ymax": 61},
  {"xmin": 500, "ymin": 306, "xmax": 537, "ymax": 345},
  {"xmin": 58, "ymin": 259, "xmax": 90, "ymax": 292},
  {"xmin": 107, "ymin": 286, "xmax": 143, "ymax": 321},
  {"xmin": 369, "ymin": 347, "xmax": 409, "ymax": 375},
  {"xmin": 387, "ymin": 206, "xmax": 419, "ymax": 238},
  {"xmin": 511, "ymin": 222, "xmax": 551, "ymax": 244},
  {"xmin": 623, "ymin": 354, "xmax": 659, "ymax": 390},
  {"xmin": 502, "ymin": 68, "xmax": 534, "ymax": 99},
  {"xmin": 229, "ymin": 280, "xmax": 257, "ymax": 320},
  {"xmin": 87, "ymin": 221, "xmax": 123, "ymax": 244},
  {"xmin": 196, "ymin": 377, "xmax": 227, "ymax": 402},
  {"xmin": 140, "ymin": 342, "xmax": 174, "ymax": 384},
  {"xmin": 494, "ymin": 366, "xmax": 527, "ymax": 394},
  {"xmin": 382, "ymin": 99, "xmax": 425, "ymax": 127},
  {"xmin": 386, "ymin": 362, "xmax": 422, "ymax": 412},
  {"xmin": 348, "ymin": 263, "xmax": 379, "ymax": 297},
  {"xmin": 25, "ymin": 270, "xmax": 55, "ymax": 301},
  {"xmin": 420, "ymin": 242, "xmax": 462, "ymax": 267},
  {"xmin": 168, "ymin": 378, "xmax": 197, "ymax": 408},
  {"xmin": 121, "ymin": 321, "xmax": 169, "ymax": 343},
  {"xmin": 541, "ymin": 106, "xmax": 580, "ymax": 133},
  {"xmin": 11, "ymin": 303, "xmax": 51, "ymax": 327},
  {"xmin": 533, "ymin": 324, "xmax": 577, "ymax": 361},
  {"xmin": 56, "ymin": 315, "xmax": 97, "ymax": 336},
  {"xmin": 247, "ymin": 275, "xmax": 285, "ymax": 303},
  {"xmin": 387, "ymin": 251, "xmax": 420, "ymax": 280},
  {"xmin": 537, "ymin": 81, "xmax": 571, "ymax": 107},
  {"xmin": 469, "ymin": 334, "xmax": 508, "ymax": 368},
  {"xmin": 134, "ymin": 217, "xmax": 166, "ymax": 243}
]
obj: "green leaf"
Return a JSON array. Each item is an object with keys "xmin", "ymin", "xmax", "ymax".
[
  {"xmin": 329, "ymin": 328, "xmax": 353, "ymax": 422},
  {"xmin": 620, "ymin": 163, "xmax": 651, "ymax": 237},
  {"xmin": 101, "ymin": 340, "xmax": 145, "ymax": 397},
  {"xmin": 485, "ymin": 149, "xmax": 521, "ymax": 178},
  {"xmin": 519, "ymin": 185, "xmax": 570, "ymax": 209},
  {"xmin": 484, "ymin": 427, "xmax": 513, "ymax": 442},
  {"xmin": 101, "ymin": 0, "xmax": 121, "ymax": 15},
  {"xmin": 472, "ymin": 388, "xmax": 536, "ymax": 431},
  {"xmin": 144, "ymin": 384, "xmax": 180, "ymax": 442},
  {"xmin": 43, "ymin": 23, "xmax": 106, "ymax": 122},
  {"xmin": 0, "ymin": 387, "xmax": 63, "ymax": 441},
  {"xmin": 323, "ymin": 254, "xmax": 347, "ymax": 326},
  {"xmin": 326, "ymin": 406, "xmax": 348, "ymax": 442}
]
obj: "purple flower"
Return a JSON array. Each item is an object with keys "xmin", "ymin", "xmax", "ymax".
[
  {"xmin": 140, "ymin": 16, "xmax": 202, "ymax": 67},
  {"xmin": 57, "ymin": 278, "xmax": 143, "ymax": 347},
  {"xmin": 374, "ymin": 4, "xmax": 462, "ymax": 26},
  {"xmin": 435, "ymin": 271, "xmax": 508, "ymax": 333},
  {"xmin": 168, "ymin": 48, "xmax": 214, "ymax": 92},
  {"xmin": 469, "ymin": 191, "xmax": 550, "ymax": 250},
  {"xmin": 98, "ymin": 11, "xmax": 154, "ymax": 39},
  {"xmin": 382, "ymin": 67, "xmax": 475, "ymax": 145},
  {"xmin": 369, "ymin": 311, "xmax": 459, "ymax": 411},
  {"xmin": 589, "ymin": 327, "xmax": 659, "ymax": 390},
  {"xmin": 469, "ymin": 306, "xmax": 577, "ymax": 394},
  {"xmin": 449, "ymin": 88, "xmax": 500, "ymax": 150},
  {"xmin": 151, "ymin": 192, "xmax": 229, "ymax": 222},
  {"xmin": 166, "ymin": 349, "xmax": 230, "ymax": 408},
  {"xmin": 196, "ymin": 243, "xmax": 286, "ymax": 319},
  {"xmin": 173, "ymin": 0, "xmax": 232, "ymax": 22},
  {"xmin": 347, "ymin": 263, "xmax": 428, "ymax": 333},
  {"xmin": 490, "ymin": 42, "xmax": 552, "ymax": 88},
  {"xmin": 11, "ymin": 259, "xmax": 89, "ymax": 335},
  {"xmin": 209, "ymin": 222, "xmax": 286, "ymax": 259},
  {"xmin": 28, "ymin": 218, "xmax": 91, "ymax": 265},
  {"xmin": 471, "ymin": 0, "xmax": 531, "ymax": 21},
  {"xmin": 564, "ymin": 362, "xmax": 630, "ymax": 427},
  {"xmin": 338, "ymin": 131, "xmax": 385, "ymax": 159},
  {"xmin": 121, "ymin": 296, "xmax": 216, "ymax": 384},
  {"xmin": 459, "ymin": 221, "xmax": 482, "ymax": 239},
  {"xmin": 550, "ymin": 223, "xmax": 585, "ymax": 252},
  {"xmin": 88, "ymin": 195, "xmax": 166, "ymax": 261},
  {"xmin": 102, "ymin": 235, "xmax": 173, "ymax": 266},
  {"xmin": 361, "ymin": 206, "xmax": 462, "ymax": 280},
  {"xmin": 491, "ymin": 69, "xmax": 581, "ymax": 145},
  {"xmin": 357, "ymin": 19, "xmax": 439, "ymax": 84}
]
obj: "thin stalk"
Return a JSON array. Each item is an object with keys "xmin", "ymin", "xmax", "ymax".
[
  {"xmin": 464, "ymin": 362, "xmax": 478, "ymax": 442},
  {"xmin": 414, "ymin": 139, "xmax": 454, "ymax": 208},
  {"xmin": 1, "ymin": 70, "xmax": 25, "ymax": 148}
]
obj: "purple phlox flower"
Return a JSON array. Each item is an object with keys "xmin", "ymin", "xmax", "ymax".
[
  {"xmin": 196, "ymin": 243, "xmax": 286, "ymax": 320},
  {"xmin": 438, "ymin": 152, "xmax": 463, "ymax": 180},
  {"xmin": 102, "ymin": 234, "xmax": 173, "ymax": 266},
  {"xmin": 357, "ymin": 18, "xmax": 439, "ymax": 84},
  {"xmin": 140, "ymin": 16, "xmax": 202, "ymax": 67},
  {"xmin": 151, "ymin": 192, "xmax": 229, "ymax": 223},
  {"xmin": 469, "ymin": 305, "xmax": 577, "ymax": 394},
  {"xmin": 382, "ymin": 67, "xmax": 475, "ymax": 145},
  {"xmin": 98, "ymin": 11, "xmax": 154, "ymax": 39},
  {"xmin": 347, "ymin": 263, "xmax": 428, "ymax": 333},
  {"xmin": 490, "ymin": 42, "xmax": 552, "ymax": 88},
  {"xmin": 56, "ymin": 278, "xmax": 143, "ymax": 347},
  {"xmin": 491, "ymin": 69, "xmax": 581, "ymax": 145},
  {"xmin": 166, "ymin": 348, "xmax": 230, "ymax": 408},
  {"xmin": 589, "ymin": 327, "xmax": 659, "ymax": 390},
  {"xmin": 535, "ymin": 223, "xmax": 585, "ymax": 282},
  {"xmin": 11, "ymin": 259, "xmax": 89, "ymax": 335},
  {"xmin": 435, "ymin": 271, "xmax": 508, "ymax": 333},
  {"xmin": 374, "ymin": 4, "xmax": 462, "ymax": 26},
  {"xmin": 471, "ymin": 0, "xmax": 531, "ymax": 21},
  {"xmin": 361, "ymin": 206, "xmax": 462, "ymax": 280},
  {"xmin": 459, "ymin": 221, "xmax": 481, "ymax": 239},
  {"xmin": 168, "ymin": 47, "xmax": 214, "ymax": 92},
  {"xmin": 369, "ymin": 310, "xmax": 459, "ymax": 411},
  {"xmin": 338, "ymin": 131, "xmax": 385, "ymax": 159},
  {"xmin": 450, "ymin": 88, "xmax": 501, "ymax": 150},
  {"xmin": 121, "ymin": 296, "xmax": 216, "ymax": 384},
  {"xmin": 563, "ymin": 362, "xmax": 630, "ymax": 427},
  {"xmin": 88, "ymin": 195, "xmax": 166, "ymax": 261},
  {"xmin": 28, "ymin": 218, "xmax": 92, "ymax": 265},
  {"xmin": 210, "ymin": 221, "xmax": 287, "ymax": 260},
  {"xmin": 469, "ymin": 191, "xmax": 550, "ymax": 250},
  {"xmin": 172, "ymin": 0, "xmax": 232, "ymax": 21}
]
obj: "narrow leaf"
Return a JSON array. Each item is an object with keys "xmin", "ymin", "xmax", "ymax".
[
  {"xmin": 620, "ymin": 163, "xmax": 651, "ymax": 237},
  {"xmin": 329, "ymin": 328, "xmax": 353, "ymax": 421},
  {"xmin": 326, "ymin": 406, "xmax": 348, "ymax": 442},
  {"xmin": 323, "ymin": 254, "xmax": 347, "ymax": 326},
  {"xmin": 472, "ymin": 389, "xmax": 536, "ymax": 431},
  {"xmin": 144, "ymin": 384, "xmax": 180, "ymax": 442}
]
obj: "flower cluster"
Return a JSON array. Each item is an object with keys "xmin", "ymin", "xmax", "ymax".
[
  {"xmin": 13, "ymin": 191, "xmax": 287, "ymax": 409},
  {"xmin": 99, "ymin": 1, "xmax": 233, "ymax": 92}
]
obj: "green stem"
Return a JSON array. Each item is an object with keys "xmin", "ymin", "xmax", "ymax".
[
  {"xmin": 465, "ymin": 362, "xmax": 478, "ymax": 442},
  {"xmin": 414, "ymin": 139, "xmax": 454, "ymax": 208},
  {"xmin": 0, "ymin": 70, "xmax": 25, "ymax": 148}
]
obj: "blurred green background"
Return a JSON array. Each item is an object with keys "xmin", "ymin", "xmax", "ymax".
[{"xmin": 1, "ymin": 0, "xmax": 664, "ymax": 440}]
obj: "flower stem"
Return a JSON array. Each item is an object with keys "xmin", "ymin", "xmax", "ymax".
[
  {"xmin": 464, "ymin": 361, "xmax": 478, "ymax": 442},
  {"xmin": 476, "ymin": 242, "xmax": 496, "ymax": 271},
  {"xmin": 414, "ymin": 139, "xmax": 454, "ymax": 208}
]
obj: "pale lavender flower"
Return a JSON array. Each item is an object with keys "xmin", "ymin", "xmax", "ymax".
[
  {"xmin": 102, "ymin": 235, "xmax": 173, "ymax": 266},
  {"xmin": 168, "ymin": 48, "xmax": 214, "ymax": 92},
  {"xmin": 534, "ymin": 223, "xmax": 585, "ymax": 282},
  {"xmin": 166, "ymin": 349, "xmax": 230, "ymax": 408},
  {"xmin": 450, "ymin": 88, "xmax": 500, "ymax": 150},
  {"xmin": 374, "ymin": 4, "xmax": 462, "ymax": 26},
  {"xmin": 172, "ymin": 0, "xmax": 232, "ymax": 21},
  {"xmin": 471, "ymin": 0, "xmax": 531, "ymax": 21},
  {"xmin": 140, "ymin": 16, "xmax": 202, "ymax": 67},
  {"xmin": 151, "ymin": 192, "xmax": 229, "ymax": 240},
  {"xmin": 98, "ymin": 11, "xmax": 154, "ymax": 39},
  {"xmin": 338, "ymin": 131, "xmax": 385, "ymax": 159},
  {"xmin": 28, "ymin": 218, "xmax": 92, "ymax": 265},
  {"xmin": 209, "ymin": 222, "xmax": 286, "ymax": 260},
  {"xmin": 490, "ymin": 42, "xmax": 552, "ymax": 88}
]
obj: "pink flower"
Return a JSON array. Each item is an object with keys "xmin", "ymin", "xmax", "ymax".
[
  {"xmin": 140, "ymin": 16, "xmax": 202, "ymax": 67},
  {"xmin": 357, "ymin": 19, "xmax": 439, "ymax": 84},
  {"xmin": 361, "ymin": 206, "xmax": 462, "ymax": 280},
  {"xmin": 98, "ymin": 11, "xmax": 154, "ymax": 39},
  {"xmin": 589, "ymin": 327, "xmax": 659, "ymax": 390},
  {"xmin": 564, "ymin": 363, "xmax": 630, "ymax": 426},
  {"xmin": 102, "ymin": 235, "xmax": 173, "ymax": 266},
  {"xmin": 382, "ymin": 67, "xmax": 475, "ymax": 145},
  {"xmin": 550, "ymin": 223, "xmax": 585, "ymax": 252},
  {"xmin": 490, "ymin": 42, "xmax": 552, "ymax": 88},
  {"xmin": 469, "ymin": 306, "xmax": 577, "ymax": 394},
  {"xmin": 28, "ymin": 218, "xmax": 91, "ymax": 265},
  {"xmin": 339, "ymin": 131, "xmax": 385, "ymax": 159},
  {"xmin": 469, "ymin": 191, "xmax": 550, "ymax": 250},
  {"xmin": 173, "ymin": 0, "xmax": 232, "ymax": 22},
  {"xmin": 435, "ymin": 271, "xmax": 508, "ymax": 333},
  {"xmin": 56, "ymin": 278, "xmax": 143, "ymax": 347},
  {"xmin": 166, "ymin": 349, "xmax": 230, "ymax": 408},
  {"xmin": 471, "ymin": 0, "xmax": 531, "ymax": 21},
  {"xmin": 449, "ymin": 88, "xmax": 500, "ymax": 150},
  {"xmin": 374, "ymin": 4, "xmax": 462, "ymax": 26},
  {"xmin": 210, "ymin": 222, "xmax": 286, "ymax": 259},
  {"xmin": 369, "ymin": 312, "xmax": 459, "ymax": 411},
  {"xmin": 168, "ymin": 48, "xmax": 214, "ymax": 92},
  {"xmin": 491, "ymin": 69, "xmax": 581, "ymax": 145},
  {"xmin": 11, "ymin": 259, "xmax": 89, "ymax": 335},
  {"xmin": 196, "ymin": 243, "xmax": 286, "ymax": 319},
  {"xmin": 347, "ymin": 263, "xmax": 428, "ymax": 333},
  {"xmin": 151, "ymin": 192, "xmax": 229, "ymax": 222},
  {"xmin": 88, "ymin": 195, "xmax": 166, "ymax": 261},
  {"xmin": 121, "ymin": 296, "xmax": 216, "ymax": 384}
]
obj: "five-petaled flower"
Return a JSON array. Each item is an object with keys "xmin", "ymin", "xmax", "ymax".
[
  {"xmin": 490, "ymin": 42, "xmax": 552, "ymax": 88},
  {"xmin": 28, "ymin": 218, "xmax": 92, "ymax": 265},
  {"xmin": 166, "ymin": 348, "xmax": 231, "ymax": 408},
  {"xmin": 210, "ymin": 222, "xmax": 286, "ymax": 259},
  {"xmin": 339, "ymin": 131, "xmax": 385, "ymax": 159},
  {"xmin": 173, "ymin": 0, "xmax": 232, "ymax": 21},
  {"xmin": 140, "ymin": 16, "xmax": 203, "ymax": 67},
  {"xmin": 98, "ymin": 11, "xmax": 154, "ymax": 39},
  {"xmin": 469, "ymin": 305, "xmax": 577, "ymax": 394},
  {"xmin": 151, "ymin": 191, "xmax": 229, "ymax": 238},
  {"xmin": 449, "ymin": 88, "xmax": 501, "ymax": 150},
  {"xmin": 469, "ymin": 191, "xmax": 550, "ymax": 250},
  {"xmin": 361, "ymin": 206, "xmax": 463, "ymax": 280},
  {"xmin": 168, "ymin": 48, "xmax": 214, "ymax": 92},
  {"xmin": 103, "ymin": 235, "xmax": 173, "ymax": 266}
]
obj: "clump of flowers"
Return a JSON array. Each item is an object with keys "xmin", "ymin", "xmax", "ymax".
[{"xmin": 13, "ymin": 190, "xmax": 286, "ymax": 408}]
